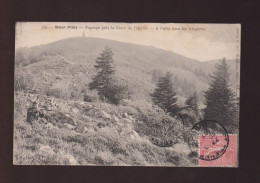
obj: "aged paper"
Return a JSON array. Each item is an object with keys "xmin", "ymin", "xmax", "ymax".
[{"xmin": 14, "ymin": 22, "xmax": 240, "ymax": 167}]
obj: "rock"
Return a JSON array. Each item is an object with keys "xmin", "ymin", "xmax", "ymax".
[
  {"xmin": 65, "ymin": 154, "xmax": 78, "ymax": 165},
  {"xmin": 130, "ymin": 134, "xmax": 136, "ymax": 140},
  {"xmin": 44, "ymin": 111, "xmax": 77, "ymax": 126},
  {"xmin": 64, "ymin": 123, "xmax": 76, "ymax": 130},
  {"xmin": 101, "ymin": 111, "xmax": 111, "ymax": 119},
  {"xmin": 85, "ymin": 108, "xmax": 95, "ymax": 116},
  {"xmin": 89, "ymin": 110, "xmax": 112, "ymax": 120},
  {"xmin": 83, "ymin": 126, "xmax": 95, "ymax": 133},
  {"xmin": 132, "ymin": 130, "xmax": 140, "ymax": 137},
  {"xmin": 39, "ymin": 118, "xmax": 48, "ymax": 124},
  {"xmin": 117, "ymin": 123, "xmax": 133, "ymax": 135},
  {"xmin": 59, "ymin": 151, "xmax": 78, "ymax": 165},
  {"xmin": 129, "ymin": 116, "xmax": 134, "ymax": 121},
  {"xmin": 72, "ymin": 108, "xmax": 79, "ymax": 114},
  {"xmin": 79, "ymin": 101, "xmax": 86, "ymax": 105},
  {"xmin": 39, "ymin": 145, "xmax": 55, "ymax": 155},
  {"xmin": 83, "ymin": 104, "xmax": 94, "ymax": 112},
  {"xmin": 130, "ymin": 130, "xmax": 141, "ymax": 140},
  {"xmin": 122, "ymin": 113, "xmax": 135, "ymax": 120},
  {"xmin": 136, "ymin": 120, "xmax": 143, "ymax": 124},
  {"xmin": 74, "ymin": 123, "xmax": 84, "ymax": 133},
  {"xmin": 72, "ymin": 130, "xmax": 80, "ymax": 135},
  {"xmin": 116, "ymin": 113, "xmax": 121, "ymax": 119},
  {"xmin": 73, "ymin": 102, "xmax": 85, "ymax": 110},
  {"xmin": 85, "ymin": 104, "xmax": 93, "ymax": 108},
  {"xmin": 122, "ymin": 118, "xmax": 132, "ymax": 123},
  {"xmin": 122, "ymin": 113, "xmax": 129, "ymax": 118},
  {"xmin": 113, "ymin": 116, "xmax": 120, "ymax": 122},
  {"xmin": 46, "ymin": 122, "xmax": 54, "ymax": 129},
  {"xmin": 99, "ymin": 126, "xmax": 119, "ymax": 136}
]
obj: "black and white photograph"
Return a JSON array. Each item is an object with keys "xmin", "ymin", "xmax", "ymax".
[{"xmin": 13, "ymin": 22, "xmax": 240, "ymax": 166}]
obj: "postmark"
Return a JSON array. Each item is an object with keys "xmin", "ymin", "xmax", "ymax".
[
  {"xmin": 188, "ymin": 120, "xmax": 229, "ymax": 161},
  {"xmin": 149, "ymin": 136, "xmax": 176, "ymax": 147},
  {"xmin": 149, "ymin": 117, "xmax": 180, "ymax": 147}
]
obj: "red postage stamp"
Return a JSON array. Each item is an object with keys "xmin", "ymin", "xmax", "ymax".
[{"xmin": 199, "ymin": 134, "xmax": 238, "ymax": 167}]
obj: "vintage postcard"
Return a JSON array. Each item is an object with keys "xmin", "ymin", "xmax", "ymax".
[{"xmin": 14, "ymin": 22, "xmax": 240, "ymax": 167}]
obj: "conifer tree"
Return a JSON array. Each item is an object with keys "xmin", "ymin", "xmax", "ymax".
[
  {"xmin": 185, "ymin": 92, "xmax": 199, "ymax": 115},
  {"xmin": 151, "ymin": 72, "xmax": 179, "ymax": 116},
  {"xmin": 89, "ymin": 47, "xmax": 115, "ymax": 100},
  {"xmin": 203, "ymin": 58, "xmax": 238, "ymax": 131},
  {"xmin": 89, "ymin": 47, "xmax": 128, "ymax": 105}
]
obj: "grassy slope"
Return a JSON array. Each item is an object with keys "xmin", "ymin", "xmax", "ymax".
[{"xmin": 14, "ymin": 92, "xmax": 197, "ymax": 166}]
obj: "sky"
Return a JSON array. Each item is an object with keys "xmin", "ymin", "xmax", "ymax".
[{"xmin": 15, "ymin": 22, "xmax": 241, "ymax": 62}]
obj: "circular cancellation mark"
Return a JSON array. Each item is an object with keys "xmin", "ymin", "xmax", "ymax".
[{"xmin": 188, "ymin": 120, "xmax": 229, "ymax": 161}]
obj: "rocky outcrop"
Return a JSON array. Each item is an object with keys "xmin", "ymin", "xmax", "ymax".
[
  {"xmin": 130, "ymin": 130, "xmax": 141, "ymax": 140},
  {"xmin": 64, "ymin": 123, "xmax": 76, "ymax": 130},
  {"xmin": 39, "ymin": 145, "xmax": 55, "ymax": 155},
  {"xmin": 39, "ymin": 145, "xmax": 78, "ymax": 165},
  {"xmin": 43, "ymin": 110, "xmax": 77, "ymax": 127},
  {"xmin": 113, "ymin": 116, "xmax": 120, "ymax": 123},
  {"xmin": 58, "ymin": 150, "xmax": 78, "ymax": 165},
  {"xmin": 122, "ymin": 113, "xmax": 129, "ymax": 119},
  {"xmin": 101, "ymin": 111, "xmax": 112, "ymax": 119},
  {"xmin": 46, "ymin": 122, "xmax": 54, "ymax": 129}
]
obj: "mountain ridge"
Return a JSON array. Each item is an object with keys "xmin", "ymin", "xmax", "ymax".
[
  {"xmin": 17, "ymin": 37, "xmax": 202, "ymax": 63},
  {"xmin": 15, "ymin": 37, "xmax": 239, "ymax": 101}
]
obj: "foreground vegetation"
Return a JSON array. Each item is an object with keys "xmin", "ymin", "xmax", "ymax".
[{"xmin": 14, "ymin": 91, "xmax": 197, "ymax": 166}]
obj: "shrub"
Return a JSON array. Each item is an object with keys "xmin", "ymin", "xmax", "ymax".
[
  {"xmin": 103, "ymin": 80, "xmax": 130, "ymax": 105},
  {"xmin": 14, "ymin": 92, "xmax": 27, "ymax": 118},
  {"xmin": 118, "ymin": 105, "xmax": 138, "ymax": 116},
  {"xmin": 83, "ymin": 90, "xmax": 100, "ymax": 102},
  {"xmin": 14, "ymin": 70, "xmax": 35, "ymax": 92},
  {"xmin": 133, "ymin": 102, "xmax": 183, "ymax": 144},
  {"xmin": 46, "ymin": 88, "xmax": 62, "ymax": 98},
  {"xmin": 46, "ymin": 81, "xmax": 71, "ymax": 99}
]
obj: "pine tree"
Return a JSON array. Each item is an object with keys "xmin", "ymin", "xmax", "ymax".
[
  {"xmin": 185, "ymin": 92, "xmax": 199, "ymax": 115},
  {"xmin": 151, "ymin": 72, "xmax": 179, "ymax": 116},
  {"xmin": 89, "ymin": 47, "xmax": 115, "ymax": 100},
  {"xmin": 89, "ymin": 47, "xmax": 128, "ymax": 104},
  {"xmin": 203, "ymin": 58, "xmax": 238, "ymax": 131}
]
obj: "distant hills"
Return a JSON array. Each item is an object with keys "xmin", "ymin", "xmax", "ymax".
[{"xmin": 15, "ymin": 37, "xmax": 240, "ymax": 102}]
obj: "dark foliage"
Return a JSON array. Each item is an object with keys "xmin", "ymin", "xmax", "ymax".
[
  {"xmin": 185, "ymin": 92, "xmax": 199, "ymax": 115},
  {"xmin": 151, "ymin": 72, "xmax": 180, "ymax": 116},
  {"xmin": 89, "ymin": 47, "xmax": 129, "ymax": 105},
  {"xmin": 203, "ymin": 58, "xmax": 239, "ymax": 132}
]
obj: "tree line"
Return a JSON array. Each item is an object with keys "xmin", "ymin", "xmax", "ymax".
[{"xmin": 88, "ymin": 48, "xmax": 239, "ymax": 132}]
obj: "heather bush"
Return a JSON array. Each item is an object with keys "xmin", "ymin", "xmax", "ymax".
[{"xmin": 14, "ymin": 70, "xmax": 35, "ymax": 92}]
